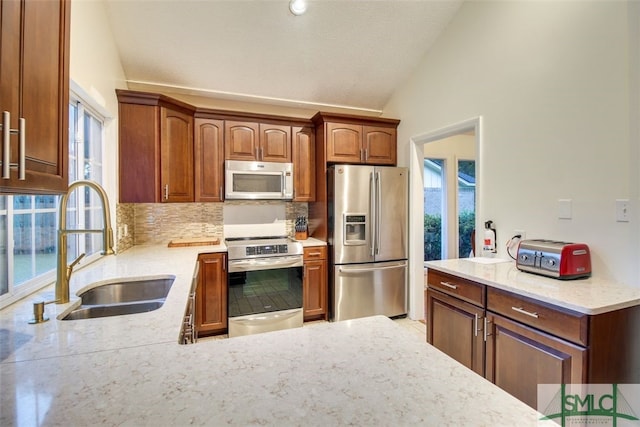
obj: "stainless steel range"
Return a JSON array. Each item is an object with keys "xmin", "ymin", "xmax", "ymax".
[{"xmin": 225, "ymin": 236, "xmax": 304, "ymax": 338}]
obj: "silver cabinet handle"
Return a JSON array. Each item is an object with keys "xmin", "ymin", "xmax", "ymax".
[
  {"xmin": 474, "ymin": 313, "xmax": 479, "ymax": 337},
  {"xmin": 364, "ymin": 148, "xmax": 368, "ymax": 161},
  {"xmin": 164, "ymin": 184, "xmax": 169, "ymax": 200},
  {"xmin": 483, "ymin": 317, "xmax": 492, "ymax": 341},
  {"xmin": 1, "ymin": 111, "xmax": 26, "ymax": 180},
  {"xmin": 439, "ymin": 281, "xmax": 458, "ymax": 290},
  {"xmin": 511, "ymin": 306, "xmax": 539, "ymax": 318},
  {"xmin": 18, "ymin": 117, "xmax": 25, "ymax": 180},
  {"xmin": 2, "ymin": 111, "xmax": 10, "ymax": 179}
]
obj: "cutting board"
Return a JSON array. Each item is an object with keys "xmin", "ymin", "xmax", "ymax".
[{"xmin": 168, "ymin": 237, "xmax": 221, "ymax": 248}]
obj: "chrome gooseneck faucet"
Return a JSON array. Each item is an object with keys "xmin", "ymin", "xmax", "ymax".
[{"xmin": 55, "ymin": 180, "xmax": 115, "ymax": 304}]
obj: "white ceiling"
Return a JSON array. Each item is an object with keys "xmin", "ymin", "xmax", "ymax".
[{"xmin": 104, "ymin": 0, "xmax": 462, "ymax": 114}]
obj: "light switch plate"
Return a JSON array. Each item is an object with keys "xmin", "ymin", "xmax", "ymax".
[
  {"xmin": 616, "ymin": 199, "xmax": 630, "ymax": 222},
  {"xmin": 558, "ymin": 199, "xmax": 572, "ymax": 219}
]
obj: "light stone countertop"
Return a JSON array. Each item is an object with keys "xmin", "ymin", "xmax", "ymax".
[
  {"xmin": 0, "ymin": 244, "xmax": 226, "ymax": 363},
  {"xmin": 1, "ymin": 315, "xmax": 554, "ymax": 426},
  {"xmin": 425, "ymin": 258, "xmax": 640, "ymax": 315},
  {"xmin": 298, "ymin": 236, "xmax": 327, "ymax": 247}
]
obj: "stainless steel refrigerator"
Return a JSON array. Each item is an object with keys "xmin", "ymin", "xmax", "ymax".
[{"xmin": 328, "ymin": 164, "xmax": 408, "ymax": 322}]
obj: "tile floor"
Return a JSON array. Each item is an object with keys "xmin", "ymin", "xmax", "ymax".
[{"xmin": 199, "ymin": 317, "xmax": 426, "ymax": 342}]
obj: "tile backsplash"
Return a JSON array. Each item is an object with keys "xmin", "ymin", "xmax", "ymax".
[{"xmin": 116, "ymin": 201, "xmax": 308, "ymax": 252}]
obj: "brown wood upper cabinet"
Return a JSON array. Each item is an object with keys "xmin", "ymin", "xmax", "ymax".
[
  {"xmin": 312, "ymin": 113, "xmax": 399, "ymax": 166},
  {"xmin": 325, "ymin": 123, "xmax": 396, "ymax": 165},
  {"xmin": 194, "ymin": 118, "xmax": 224, "ymax": 202},
  {"xmin": 117, "ymin": 90, "xmax": 195, "ymax": 203},
  {"xmin": 292, "ymin": 126, "xmax": 315, "ymax": 202},
  {"xmin": 0, "ymin": 0, "xmax": 70, "ymax": 194},
  {"xmin": 225, "ymin": 121, "xmax": 291, "ymax": 163}
]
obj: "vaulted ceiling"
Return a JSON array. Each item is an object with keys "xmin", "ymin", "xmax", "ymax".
[{"xmin": 104, "ymin": 0, "xmax": 462, "ymax": 114}]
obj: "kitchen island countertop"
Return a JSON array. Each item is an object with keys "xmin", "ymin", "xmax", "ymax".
[{"xmin": 1, "ymin": 315, "xmax": 552, "ymax": 426}]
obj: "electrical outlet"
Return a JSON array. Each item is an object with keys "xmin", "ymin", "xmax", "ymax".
[
  {"xmin": 123, "ymin": 224, "xmax": 129, "ymax": 237},
  {"xmin": 117, "ymin": 226, "xmax": 123, "ymax": 239},
  {"xmin": 514, "ymin": 229, "xmax": 526, "ymax": 240}
]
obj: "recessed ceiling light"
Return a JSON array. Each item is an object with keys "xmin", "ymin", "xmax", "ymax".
[{"xmin": 289, "ymin": 0, "xmax": 307, "ymax": 16}]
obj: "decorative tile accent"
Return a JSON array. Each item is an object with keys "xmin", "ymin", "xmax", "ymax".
[
  {"xmin": 116, "ymin": 202, "xmax": 308, "ymax": 246},
  {"xmin": 133, "ymin": 203, "xmax": 224, "ymax": 245}
]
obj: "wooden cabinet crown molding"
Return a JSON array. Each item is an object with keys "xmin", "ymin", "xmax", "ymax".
[
  {"xmin": 195, "ymin": 107, "xmax": 312, "ymax": 128},
  {"xmin": 116, "ymin": 89, "xmax": 195, "ymax": 115},
  {"xmin": 311, "ymin": 111, "xmax": 400, "ymax": 128}
]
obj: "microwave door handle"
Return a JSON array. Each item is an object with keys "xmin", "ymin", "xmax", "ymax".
[{"xmin": 282, "ymin": 171, "xmax": 285, "ymax": 197}]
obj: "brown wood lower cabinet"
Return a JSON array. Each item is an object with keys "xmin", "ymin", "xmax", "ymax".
[
  {"xmin": 426, "ymin": 269, "xmax": 640, "ymax": 410},
  {"xmin": 485, "ymin": 312, "xmax": 586, "ymax": 408},
  {"xmin": 303, "ymin": 246, "xmax": 327, "ymax": 321},
  {"xmin": 196, "ymin": 253, "xmax": 227, "ymax": 337},
  {"xmin": 426, "ymin": 288, "xmax": 484, "ymax": 376}
]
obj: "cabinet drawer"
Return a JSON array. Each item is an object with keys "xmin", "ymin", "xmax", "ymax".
[
  {"xmin": 303, "ymin": 246, "xmax": 327, "ymax": 261},
  {"xmin": 487, "ymin": 288, "xmax": 588, "ymax": 346},
  {"xmin": 427, "ymin": 269, "xmax": 485, "ymax": 307}
]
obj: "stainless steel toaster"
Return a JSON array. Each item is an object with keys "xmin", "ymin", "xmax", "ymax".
[{"xmin": 516, "ymin": 239, "xmax": 591, "ymax": 280}]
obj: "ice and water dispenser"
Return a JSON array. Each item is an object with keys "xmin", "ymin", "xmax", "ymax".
[{"xmin": 344, "ymin": 214, "xmax": 367, "ymax": 245}]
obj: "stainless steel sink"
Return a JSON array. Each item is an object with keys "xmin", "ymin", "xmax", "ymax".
[{"xmin": 61, "ymin": 276, "xmax": 175, "ymax": 321}]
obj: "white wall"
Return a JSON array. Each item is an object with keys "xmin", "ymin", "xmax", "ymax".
[
  {"xmin": 69, "ymin": 0, "xmax": 127, "ymax": 216},
  {"xmin": 384, "ymin": 1, "xmax": 640, "ymax": 317}
]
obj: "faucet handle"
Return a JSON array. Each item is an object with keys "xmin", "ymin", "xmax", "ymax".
[
  {"xmin": 69, "ymin": 252, "xmax": 86, "ymax": 269},
  {"xmin": 66, "ymin": 253, "xmax": 86, "ymax": 281}
]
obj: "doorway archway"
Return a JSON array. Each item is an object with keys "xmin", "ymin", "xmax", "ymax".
[{"xmin": 407, "ymin": 117, "xmax": 483, "ymax": 319}]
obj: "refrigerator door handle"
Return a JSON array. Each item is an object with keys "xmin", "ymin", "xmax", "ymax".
[
  {"xmin": 338, "ymin": 261, "xmax": 407, "ymax": 273},
  {"xmin": 369, "ymin": 171, "xmax": 376, "ymax": 257},
  {"xmin": 375, "ymin": 171, "xmax": 381, "ymax": 256}
]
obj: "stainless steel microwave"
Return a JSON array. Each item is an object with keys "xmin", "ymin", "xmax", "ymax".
[{"xmin": 225, "ymin": 160, "xmax": 294, "ymax": 200}]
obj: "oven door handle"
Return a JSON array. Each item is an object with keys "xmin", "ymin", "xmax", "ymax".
[{"xmin": 228, "ymin": 256, "xmax": 303, "ymax": 272}]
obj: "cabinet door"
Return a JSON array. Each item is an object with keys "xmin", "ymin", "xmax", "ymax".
[
  {"xmin": 260, "ymin": 123, "xmax": 291, "ymax": 162},
  {"xmin": 0, "ymin": 0, "xmax": 70, "ymax": 194},
  {"xmin": 225, "ymin": 121, "xmax": 259, "ymax": 161},
  {"xmin": 326, "ymin": 122, "xmax": 362, "ymax": 163},
  {"xmin": 196, "ymin": 253, "xmax": 227, "ymax": 335},
  {"xmin": 485, "ymin": 312, "xmax": 587, "ymax": 409},
  {"xmin": 426, "ymin": 288, "xmax": 485, "ymax": 376},
  {"xmin": 160, "ymin": 107, "xmax": 193, "ymax": 202},
  {"xmin": 194, "ymin": 118, "xmax": 224, "ymax": 202},
  {"xmin": 303, "ymin": 259, "xmax": 327, "ymax": 320},
  {"xmin": 118, "ymin": 103, "xmax": 160, "ymax": 203},
  {"xmin": 363, "ymin": 125, "xmax": 396, "ymax": 165},
  {"xmin": 292, "ymin": 126, "xmax": 315, "ymax": 201}
]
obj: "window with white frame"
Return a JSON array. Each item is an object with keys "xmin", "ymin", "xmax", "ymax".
[{"xmin": 0, "ymin": 88, "xmax": 106, "ymax": 307}]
